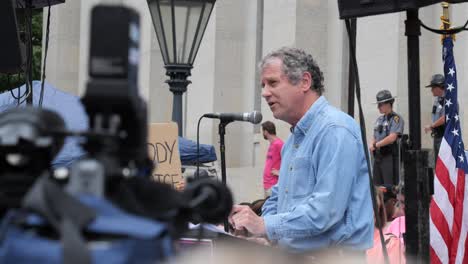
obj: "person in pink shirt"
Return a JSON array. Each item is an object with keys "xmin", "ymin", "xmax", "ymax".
[
  {"xmin": 261, "ymin": 121, "xmax": 284, "ymax": 198},
  {"xmin": 367, "ymin": 188, "xmax": 406, "ymax": 264},
  {"xmin": 386, "ymin": 189, "xmax": 406, "ymax": 245}
]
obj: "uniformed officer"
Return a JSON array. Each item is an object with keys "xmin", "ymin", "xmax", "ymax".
[
  {"xmin": 424, "ymin": 74, "xmax": 446, "ymax": 162},
  {"xmin": 370, "ymin": 90, "xmax": 404, "ymax": 185}
]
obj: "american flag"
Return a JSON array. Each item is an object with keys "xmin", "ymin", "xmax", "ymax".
[{"xmin": 429, "ymin": 36, "xmax": 468, "ymax": 264}]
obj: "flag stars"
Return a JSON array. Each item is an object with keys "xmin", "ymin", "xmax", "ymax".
[
  {"xmin": 451, "ymin": 128, "xmax": 459, "ymax": 137},
  {"xmin": 446, "ymin": 99, "xmax": 453, "ymax": 108},
  {"xmin": 447, "ymin": 115, "xmax": 450, "ymax": 122},
  {"xmin": 454, "ymin": 114, "xmax": 459, "ymax": 122},
  {"xmin": 447, "ymin": 83, "xmax": 455, "ymax": 92},
  {"xmin": 448, "ymin": 67, "xmax": 455, "ymax": 77},
  {"xmin": 459, "ymin": 155, "xmax": 464, "ymax": 163}
]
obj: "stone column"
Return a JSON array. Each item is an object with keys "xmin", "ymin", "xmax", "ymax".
[
  {"xmin": 261, "ymin": 0, "xmax": 297, "ymax": 145},
  {"xmin": 212, "ymin": 0, "xmax": 260, "ymax": 168},
  {"xmin": 43, "ymin": 0, "xmax": 81, "ymax": 95},
  {"xmin": 356, "ymin": 13, "xmax": 401, "ymax": 143}
]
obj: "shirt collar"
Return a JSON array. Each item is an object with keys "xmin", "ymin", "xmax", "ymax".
[{"xmin": 293, "ymin": 96, "xmax": 328, "ymax": 135}]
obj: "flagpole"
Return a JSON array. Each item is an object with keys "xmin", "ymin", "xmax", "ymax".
[
  {"xmin": 429, "ymin": 3, "xmax": 468, "ymax": 263},
  {"xmin": 441, "ymin": 2, "xmax": 453, "ymax": 42}
]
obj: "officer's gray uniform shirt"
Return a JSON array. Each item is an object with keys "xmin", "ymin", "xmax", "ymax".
[
  {"xmin": 373, "ymin": 113, "xmax": 404, "ymax": 142},
  {"xmin": 372, "ymin": 112, "xmax": 404, "ymax": 185},
  {"xmin": 432, "ymin": 96, "xmax": 445, "ymax": 123}
]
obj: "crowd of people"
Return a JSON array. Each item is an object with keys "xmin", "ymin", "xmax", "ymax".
[{"xmin": 0, "ymin": 45, "xmax": 444, "ymax": 263}]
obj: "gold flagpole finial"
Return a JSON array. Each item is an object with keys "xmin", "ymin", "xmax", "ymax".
[{"xmin": 441, "ymin": 2, "xmax": 455, "ymax": 42}]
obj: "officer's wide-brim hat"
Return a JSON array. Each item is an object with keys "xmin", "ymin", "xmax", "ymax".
[
  {"xmin": 426, "ymin": 83, "xmax": 445, "ymax": 88},
  {"xmin": 374, "ymin": 90, "xmax": 396, "ymax": 104},
  {"xmin": 425, "ymin": 74, "xmax": 445, "ymax": 88},
  {"xmin": 375, "ymin": 96, "xmax": 396, "ymax": 104}
]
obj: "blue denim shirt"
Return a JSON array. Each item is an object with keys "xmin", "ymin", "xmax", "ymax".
[{"xmin": 262, "ymin": 96, "xmax": 373, "ymax": 252}]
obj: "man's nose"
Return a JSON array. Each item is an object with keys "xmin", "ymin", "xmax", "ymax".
[{"xmin": 261, "ymin": 87, "xmax": 271, "ymax": 98}]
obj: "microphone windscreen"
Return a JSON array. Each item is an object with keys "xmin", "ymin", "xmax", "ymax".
[
  {"xmin": 250, "ymin": 111, "xmax": 262, "ymax": 124},
  {"xmin": 184, "ymin": 177, "xmax": 233, "ymax": 224}
]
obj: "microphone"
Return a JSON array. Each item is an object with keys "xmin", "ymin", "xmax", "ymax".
[
  {"xmin": 184, "ymin": 177, "xmax": 233, "ymax": 224},
  {"xmin": 203, "ymin": 111, "xmax": 262, "ymax": 124}
]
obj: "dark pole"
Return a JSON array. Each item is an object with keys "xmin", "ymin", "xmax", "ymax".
[
  {"xmin": 406, "ymin": 9, "xmax": 421, "ymax": 150},
  {"xmin": 347, "ymin": 18, "xmax": 356, "ymax": 116},
  {"xmin": 404, "ymin": 9, "xmax": 431, "ymax": 263},
  {"xmin": 219, "ymin": 121, "xmax": 229, "ymax": 232},
  {"xmin": 165, "ymin": 65, "xmax": 192, "ymax": 136},
  {"xmin": 404, "ymin": 9, "xmax": 421, "ymax": 259}
]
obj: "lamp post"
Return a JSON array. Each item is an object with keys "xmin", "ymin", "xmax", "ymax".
[{"xmin": 147, "ymin": 0, "xmax": 216, "ymax": 136}]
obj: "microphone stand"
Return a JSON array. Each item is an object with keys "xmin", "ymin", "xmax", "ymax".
[{"xmin": 218, "ymin": 120, "xmax": 231, "ymax": 232}]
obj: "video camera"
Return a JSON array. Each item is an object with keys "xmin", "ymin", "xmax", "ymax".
[
  {"xmin": 0, "ymin": 107, "xmax": 65, "ymax": 216},
  {"xmin": 80, "ymin": 5, "xmax": 233, "ymax": 231},
  {"xmin": 0, "ymin": 5, "xmax": 232, "ymax": 262}
]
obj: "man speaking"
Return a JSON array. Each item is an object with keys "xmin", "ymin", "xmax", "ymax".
[{"xmin": 229, "ymin": 47, "xmax": 373, "ymax": 254}]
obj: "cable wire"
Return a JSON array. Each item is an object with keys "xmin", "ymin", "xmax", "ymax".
[
  {"xmin": 196, "ymin": 115, "xmax": 204, "ymax": 179},
  {"xmin": 21, "ymin": 4, "xmax": 34, "ymax": 105},
  {"xmin": 419, "ymin": 19, "xmax": 468, "ymax": 35},
  {"xmin": 39, "ymin": 1, "xmax": 52, "ymax": 107},
  {"xmin": 345, "ymin": 19, "xmax": 390, "ymax": 264}
]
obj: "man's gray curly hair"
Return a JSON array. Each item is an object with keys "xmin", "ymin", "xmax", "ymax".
[{"xmin": 260, "ymin": 47, "xmax": 324, "ymax": 95}]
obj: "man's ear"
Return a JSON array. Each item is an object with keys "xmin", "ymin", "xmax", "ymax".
[{"xmin": 301, "ymin": 72, "xmax": 312, "ymax": 92}]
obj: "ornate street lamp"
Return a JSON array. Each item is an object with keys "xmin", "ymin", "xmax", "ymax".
[{"xmin": 147, "ymin": 0, "xmax": 216, "ymax": 136}]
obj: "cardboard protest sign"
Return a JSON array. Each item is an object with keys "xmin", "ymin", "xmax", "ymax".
[{"xmin": 148, "ymin": 123, "xmax": 182, "ymax": 188}]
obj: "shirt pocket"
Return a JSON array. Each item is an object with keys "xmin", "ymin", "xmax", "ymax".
[
  {"xmin": 436, "ymin": 104, "xmax": 444, "ymax": 115},
  {"xmin": 291, "ymin": 156, "xmax": 313, "ymax": 199},
  {"xmin": 373, "ymin": 122, "xmax": 381, "ymax": 135}
]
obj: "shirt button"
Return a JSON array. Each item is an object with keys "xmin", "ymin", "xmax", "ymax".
[
  {"xmin": 289, "ymin": 166, "xmax": 293, "ymax": 171},
  {"xmin": 285, "ymin": 189, "xmax": 288, "ymax": 194},
  {"xmin": 294, "ymin": 144, "xmax": 299, "ymax": 149}
]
